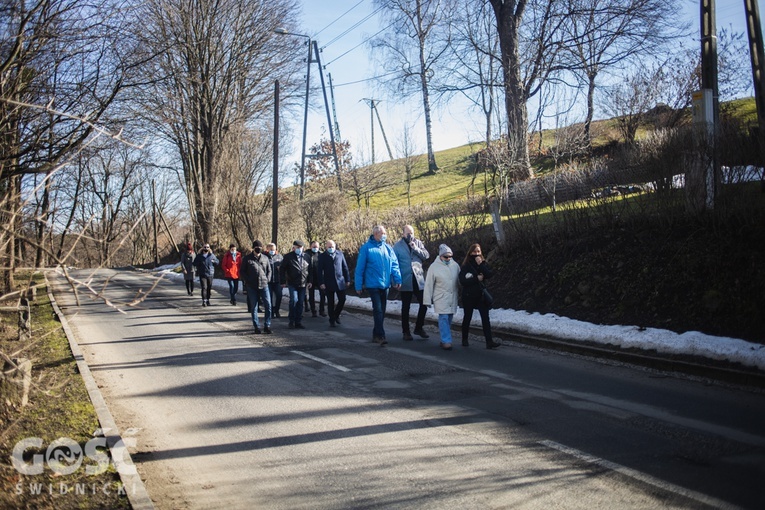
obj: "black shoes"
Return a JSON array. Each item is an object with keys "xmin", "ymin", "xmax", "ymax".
[
  {"xmin": 334, "ymin": 317, "xmax": 341, "ymax": 325},
  {"xmin": 264, "ymin": 327, "xmax": 272, "ymax": 334},
  {"xmin": 329, "ymin": 321, "xmax": 336, "ymax": 327},
  {"xmin": 312, "ymin": 311, "xmax": 318, "ymax": 317},
  {"xmin": 486, "ymin": 341, "xmax": 501, "ymax": 350},
  {"xmin": 320, "ymin": 311, "xmax": 327, "ymax": 317},
  {"xmin": 295, "ymin": 323, "xmax": 306, "ymax": 329},
  {"xmin": 462, "ymin": 339, "xmax": 470, "ymax": 347},
  {"xmin": 403, "ymin": 332, "xmax": 414, "ymax": 341},
  {"xmin": 413, "ymin": 328, "xmax": 430, "ymax": 339},
  {"xmin": 288, "ymin": 322, "xmax": 295, "ymax": 329},
  {"xmin": 254, "ymin": 327, "xmax": 261, "ymax": 334}
]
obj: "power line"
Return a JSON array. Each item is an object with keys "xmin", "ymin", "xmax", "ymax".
[
  {"xmin": 326, "ymin": 70, "xmax": 403, "ymax": 89},
  {"xmin": 322, "ymin": 6, "xmax": 384, "ymax": 49},
  {"xmin": 315, "ymin": 0, "xmax": 365, "ymax": 38},
  {"xmin": 324, "ymin": 21, "xmax": 395, "ymax": 67}
]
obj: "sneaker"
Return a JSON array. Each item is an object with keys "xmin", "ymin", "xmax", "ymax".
[
  {"xmin": 264, "ymin": 327, "xmax": 272, "ymax": 334},
  {"xmin": 253, "ymin": 327, "xmax": 261, "ymax": 334},
  {"xmin": 373, "ymin": 336, "xmax": 388, "ymax": 346},
  {"xmin": 202, "ymin": 301, "xmax": 207, "ymax": 307},
  {"xmin": 414, "ymin": 328, "xmax": 430, "ymax": 339},
  {"xmin": 320, "ymin": 311, "xmax": 327, "ymax": 317},
  {"xmin": 329, "ymin": 320, "xmax": 336, "ymax": 327},
  {"xmin": 403, "ymin": 332, "xmax": 414, "ymax": 341},
  {"xmin": 288, "ymin": 322, "xmax": 295, "ymax": 329},
  {"xmin": 205, "ymin": 300, "xmax": 211, "ymax": 306},
  {"xmin": 486, "ymin": 341, "xmax": 501, "ymax": 350},
  {"xmin": 334, "ymin": 317, "xmax": 341, "ymax": 325},
  {"xmin": 295, "ymin": 323, "xmax": 306, "ymax": 329},
  {"xmin": 441, "ymin": 342, "xmax": 453, "ymax": 350}
]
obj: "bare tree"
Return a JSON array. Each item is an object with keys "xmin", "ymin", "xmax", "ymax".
[
  {"xmin": 561, "ymin": 0, "xmax": 685, "ymax": 146},
  {"xmin": 345, "ymin": 159, "xmax": 397, "ymax": 210},
  {"xmin": 440, "ymin": 0, "xmax": 502, "ymax": 148},
  {"xmin": 1, "ymin": 0, "xmax": 137, "ymax": 290},
  {"xmin": 218, "ymin": 124, "xmax": 274, "ymax": 246},
  {"xmin": 134, "ymin": 0, "xmax": 301, "ymax": 243},
  {"xmin": 600, "ymin": 64, "xmax": 663, "ymax": 144},
  {"xmin": 488, "ymin": 0, "xmax": 573, "ymax": 181},
  {"xmin": 396, "ymin": 124, "xmax": 423, "ymax": 207},
  {"xmin": 371, "ymin": 0, "xmax": 456, "ymax": 174}
]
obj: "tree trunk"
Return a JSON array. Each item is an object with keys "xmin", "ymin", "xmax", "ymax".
[
  {"xmin": 419, "ymin": 18, "xmax": 438, "ymax": 174},
  {"xmin": 584, "ymin": 74, "xmax": 596, "ymax": 150},
  {"xmin": 35, "ymin": 171, "xmax": 52, "ymax": 268},
  {"xmin": 490, "ymin": 0, "xmax": 533, "ymax": 180}
]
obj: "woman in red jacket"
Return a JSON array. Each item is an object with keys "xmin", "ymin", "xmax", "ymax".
[{"xmin": 222, "ymin": 243, "xmax": 242, "ymax": 305}]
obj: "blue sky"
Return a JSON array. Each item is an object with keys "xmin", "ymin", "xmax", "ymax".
[{"xmin": 285, "ymin": 0, "xmax": 762, "ymax": 172}]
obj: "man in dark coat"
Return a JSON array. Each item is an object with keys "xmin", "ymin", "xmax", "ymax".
[
  {"xmin": 242, "ymin": 240, "xmax": 272, "ymax": 334},
  {"xmin": 280, "ymin": 240, "xmax": 311, "ymax": 329},
  {"xmin": 305, "ymin": 240, "xmax": 326, "ymax": 317},
  {"xmin": 265, "ymin": 243, "xmax": 283, "ymax": 317},
  {"xmin": 318, "ymin": 240, "xmax": 350, "ymax": 327},
  {"xmin": 194, "ymin": 243, "xmax": 219, "ymax": 306}
]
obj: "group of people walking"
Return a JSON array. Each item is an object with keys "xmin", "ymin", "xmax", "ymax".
[{"xmin": 179, "ymin": 225, "xmax": 498, "ymax": 351}]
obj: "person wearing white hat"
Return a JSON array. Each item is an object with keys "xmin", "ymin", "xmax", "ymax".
[{"xmin": 423, "ymin": 244, "xmax": 460, "ymax": 350}]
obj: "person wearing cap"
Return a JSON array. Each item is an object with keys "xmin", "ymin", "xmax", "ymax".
[
  {"xmin": 265, "ymin": 243, "xmax": 283, "ymax": 318},
  {"xmin": 280, "ymin": 240, "xmax": 311, "ymax": 329},
  {"xmin": 423, "ymin": 244, "xmax": 461, "ymax": 350},
  {"xmin": 459, "ymin": 243, "xmax": 500, "ymax": 349},
  {"xmin": 393, "ymin": 225, "xmax": 430, "ymax": 340},
  {"xmin": 194, "ymin": 243, "xmax": 219, "ymax": 306},
  {"xmin": 354, "ymin": 225, "xmax": 402, "ymax": 345},
  {"xmin": 222, "ymin": 243, "xmax": 242, "ymax": 305},
  {"xmin": 180, "ymin": 242, "xmax": 196, "ymax": 295},
  {"xmin": 242, "ymin": 240, "xmax": 272, "ymax": 334},
  {"xmin": 318, "ymin": 239, "xmax": 350, "ymax": 327}
]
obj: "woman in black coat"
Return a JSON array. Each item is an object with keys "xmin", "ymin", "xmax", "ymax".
[{"xmin": 459, "ymin": 243, "xmax": 500, "ymax": 349}]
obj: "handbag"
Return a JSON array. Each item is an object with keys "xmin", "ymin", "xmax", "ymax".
[{"xmin": 481, "ymin": 287, "xmax": 494, "ymax": 307}]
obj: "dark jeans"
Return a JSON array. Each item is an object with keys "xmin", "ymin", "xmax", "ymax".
[
  {"xmin": 199, "ymin": 277, "xmax": 213, "ymax": 302},
  {"xmin": 400, "ymin": 287, "xmax": 427, "ymax": 333},
  {"xmin": 288, "ymin": 285, "xmax": 306, "ymax": 325},
  {"xmin": 367, "ymin": 288, "xmax": 388, "ymax": 339},
  {"xmin": 461, "ymin": 304, "xmax": 493, "ymax": 344},
  {"xmin": 227, "ymin": 278, "xmax": 239, "ymax": 301},
  {"xmin": 269, "ymin": 282, "xmax": 282, "ymax": 314},
  {"xmin": 326, "ymin": 289, "xmax": 346, "ymax": 322},
  {"xmin": 246, "ymin": 285, "xmax": 271, "ymax": 329},
  {"xmin": 307, "ymin": 285, "xmax": 326, "ymax": 314}
]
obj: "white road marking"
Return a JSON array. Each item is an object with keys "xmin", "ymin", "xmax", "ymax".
[
  {"xmin": 538, "ymin": 440, "xmax": 743, "ymax": 510},
  {"xmin": 291, "ymin": 350, "xmax": 351, "ymax": 372}
]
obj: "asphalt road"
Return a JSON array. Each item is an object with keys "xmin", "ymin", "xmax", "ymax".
[{"xmin": 50, "ymin": 269, "xmax": 765, "ymax": 509}]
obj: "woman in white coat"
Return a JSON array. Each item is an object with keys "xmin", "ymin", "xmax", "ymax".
[{"xmin": 423, "ymin": 244, "xmax": 460, "ymax": 350}]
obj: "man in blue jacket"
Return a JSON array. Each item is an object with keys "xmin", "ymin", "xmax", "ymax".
[
  {"xmin": 318, "ymin": 239, "xmax": 350, "ymax": 327},
  {"xmin": 354, "ymin": 225, "xmax": 402, "ymax": 345}
]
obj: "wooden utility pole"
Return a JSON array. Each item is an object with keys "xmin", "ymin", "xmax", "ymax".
[
  {"xmin": 273, "ymin": 80, "xmax": 279, "ymax": 246},
  {"xmin": 744, "ymin": 0, "xmax": 765, "ymax": 173},
  {"xmin": 152, "ymin": 180, "xmax": 159, "ymax": 267},
  {"xmin": 363, "ymin": 98, "xmax": 394, "ymax": 163}
]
